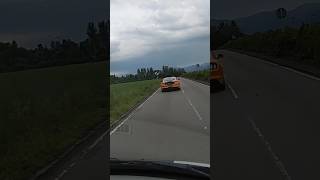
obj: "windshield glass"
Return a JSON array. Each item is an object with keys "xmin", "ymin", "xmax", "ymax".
[
  {"xmin": 110, "ymin": 0, "xmax": 210, "ymax": 177},
  {"xmin": 163, "ymin": 77, "xmax": 176, "ymax": 83}
]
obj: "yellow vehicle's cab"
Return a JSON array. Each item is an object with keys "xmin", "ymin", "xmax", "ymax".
[{"xmin": 210, "ymin": 51, "xmax": 225, "ymax": 91}]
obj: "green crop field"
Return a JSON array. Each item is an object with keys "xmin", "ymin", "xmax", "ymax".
[
  {"xmin": 0, "ymin": 62, "xmax": 107, "ymax": 180},
  {"xmin": 110, "ymin": 79, "xmax": 160, "ymax": 125},
  {"xmin": 182, "ymin": 70, "xmax": 210, "ymax": 82}
]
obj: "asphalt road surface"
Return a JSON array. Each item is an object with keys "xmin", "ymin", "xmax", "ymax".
[
  {"xmin": 37, "ymin": 50, "xmax": 320, "ymax": 180},
  {"xmin": 110, "ymin": 78, "xmax": 210, "ymax": 164},
  {"xmin": 38, "ymin": 78, "xmax": 210, "ymax": 180},
  {"xmin": 213, "ymin": 50, "xmax": 320, "ymax": 180}
]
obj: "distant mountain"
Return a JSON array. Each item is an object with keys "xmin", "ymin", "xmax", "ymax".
[
  {"xmin": 211, "ymin": 19, "xmax": 230, "ymax": 26},
  {"xmin": 212, "ymin": 3, "xmax": 320, "ymax": 34},
  {"xmin": 183, "ymin": 62, "xmax": 210, "ymax": 72}
]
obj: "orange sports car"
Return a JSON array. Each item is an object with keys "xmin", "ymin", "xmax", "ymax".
[
  {"xmin": 211, "ymin": 51, "xmax": 225, "ymax": 92},
  {"xmin": 160, "ymin": 77, "xmax": 181, "ymax": 92}
]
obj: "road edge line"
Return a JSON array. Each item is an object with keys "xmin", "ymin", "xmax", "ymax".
[
  {"xmin": 182, "ymin": 77, "xmax": 210, "ymax": 86},
  {"xmin": 225, "ymin": 49, "xmax": 320, "ymax": 81},
  {"xmin": 30, "ymin": 86, "xmax": 160, "ymax": 180},
  {"xmin": 109, "ymin": 87, "xmax": 160, "ymax": 136},
  {"xmin": 29, "ymin": 117, "xmax": 108, "ymax": 180}
]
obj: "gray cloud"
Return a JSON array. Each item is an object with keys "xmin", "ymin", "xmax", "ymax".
[
  {"xmin": 110, "ymin": 0, "xmax": 210, "ymax": 74},
  {"xmin": 111, "ymin": 33, "xmax": 209, "ymax": 75},
  {"xmin": 0, "ymin": 0, "xmax": 108, "ymax": 47}
]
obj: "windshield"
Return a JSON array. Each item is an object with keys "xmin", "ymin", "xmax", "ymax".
[
  {"xmin": 162, "ymin": 77, "xmax": 176, "ymax": 83},
  {"xmin": 110, "ymin": 0, "xmax": 210, "ymax": 178}
]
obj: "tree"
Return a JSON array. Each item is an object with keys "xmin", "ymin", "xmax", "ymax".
[{"xmin": 87, "ymin": 22, "xmax": 97, "ymax": 39}]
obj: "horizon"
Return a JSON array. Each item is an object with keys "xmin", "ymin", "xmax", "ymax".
[
  {"xmin": 212, "ymin": 0, "xmax": 319, "ymax": 19},
  {"xmin": 110, "ymin": 0, "xmax": 210, "ymax": 76},
  {"xmin": 212, "ymin": 2, "xmax": 320, "ymax": 20}
]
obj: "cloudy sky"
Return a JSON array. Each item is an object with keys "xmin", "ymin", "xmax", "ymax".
[
  {"xmin": 110, "ymin": 0, "xmax": 210, "ymax": 75},
  {"xmin": 0, "ymin": 0, "xmax": 107, "ymax": 48},
  {"xmin": 212, "ymin": 0, "xmax": 319, "ymax": 19}
]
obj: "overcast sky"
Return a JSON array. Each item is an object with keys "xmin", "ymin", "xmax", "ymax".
[
  {"xmin": 110, "ymin": 0, "xmax": 210, "ymax": 75},
  {"xmin": 212, "ymin": 0, "xmax": 319, "ymax": 19},
  {"xmin": 0, "ymin": 0, "xmax": 107, "ymax": 48},
  {"xmin": 1, "ymin": 0, "xmax": 318, "ymax": 74}
]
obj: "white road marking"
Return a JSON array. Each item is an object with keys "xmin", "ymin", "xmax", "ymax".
[
  {"xmin": 139, "ymin": 88, "xmax": 160, "ymax": 108},
  {"xmin": 186, "ymin": 98, "xmax": 203, "ymax": 121},
  {"xmin": 109, "ymin": 114, "xmax": 134, "ymax": 135},
  {"xmin": 249, "ymin": 118, "xmax": 291, "ymax": 180},
  {"xmin": 226, "ymin": 81, "xmax": 239, "ymax": 99},
  {"xmin": 181, "ymin": 81, "xmax": 208, "ymax": 129},
  {"xmin": 280, "ymin": 66, "xmax": 320, "ymax": 81},
  {"xmin": 55, "ymin": 170, "xmax": 67, "ymax": 180},
  {"xmin": 183, "ymin": 78, "xmax": 209, "ymax": 88},
  {"xmin": 69, "ymin": 162, "xmax": 76, "ymax": 168},
  {"xmin": 88, "ymin": 88, "xmax": 160, "ymax": 150},
  {"xmin": 110, "ymin": 88, "xmax": 160, "ymax": 136},
  {"xmin": 88, "ymin": 127, "xmax": 110, "ymax": 150},
  {"xmin": 250, "ymin": 55, "xmax": 320, "ymax": 81}
]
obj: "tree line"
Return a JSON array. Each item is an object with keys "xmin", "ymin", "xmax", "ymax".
[
  {"xmin": 110, "ymin": 66, "xmax": 186, "ymax": 84},
  {"xmin": 223, "ymin": 23, "xmax": 320, "ymax": 66},
  {"xmin": 211, "ymin": 20, "xmax": 243, "ymax": 50},
  {"xmin": 0, "ymin": 21, "xmax": 109, "ymax": 73},
  {"xmin": 181, "ymin": 69, "xmax": 210, "ymax": 82}
]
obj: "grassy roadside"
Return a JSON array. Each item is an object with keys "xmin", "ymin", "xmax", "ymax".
[
  {"xmin": 182, "ymin": 70, "xmax": 210, "ymax": 83},
  {"xmin": 110, "ymin": 79, "xmax": 160, "ymax": 125},
  {"xmin": 0, "ymin": 62, "xmax": 107, "ymax": 180}
]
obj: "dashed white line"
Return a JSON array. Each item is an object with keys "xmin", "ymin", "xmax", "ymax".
[
  {"xmin": 181, "ymin": 84, "xmax": 185, "ymax": 94},
  {"xmin": 249, "ymin": 118, "xmax": 291, "ymax": 180},
  {"xmin": 55, "ymin": 170, "xmax": 67, "ymax": 180},
  {"xmin": 186, "ymin": 98, "xmax": 203, "ymax": 121},
  {"xmin": 226, "ymin": 81, "xmax": 239, "ymax": 99},
  {"xmin": 181, "ymin": 85, "xmax": 207, "ymax": 129},
  {"xmin": 69, "ymin": 162, "xmax": 76, "ymax": 168}
]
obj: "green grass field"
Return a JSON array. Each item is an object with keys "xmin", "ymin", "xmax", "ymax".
[
  {"xmin": 182, "ymin": 70, "xmax": 210, "ymax": 82},
  {"xmin": 110, "ymin": 79, "xmax": 160, "ymax": 125},
  {"xmin": 0, "ymin": 62, "xmax": 107, "ymax": 180}
]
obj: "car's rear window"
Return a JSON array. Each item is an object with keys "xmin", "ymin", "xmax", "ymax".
[{"xmin": 163, "ymin": 77, "xmax": 176, "ymax": 83}]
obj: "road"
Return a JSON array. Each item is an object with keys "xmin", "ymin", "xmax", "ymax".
[
  {"xmin": 110, "ymin": 78, "xmax": 210, "ymax": 163},
  {"xmin": 38, "ymin": 78, "xmax": 210, "ymax": 180},
  {"xmin": 36, "ymin": 50, "xmax": 320, "ymax": 180},
  {"xmin": 213, "ymin": 50, "xmax": 320, "ymax": 179}
]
